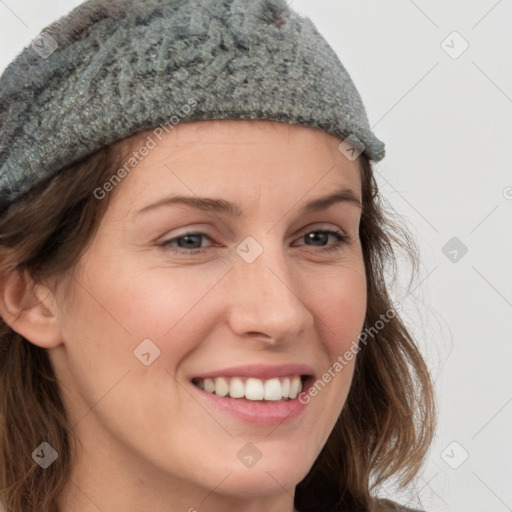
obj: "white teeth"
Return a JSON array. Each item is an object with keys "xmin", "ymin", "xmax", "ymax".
[
  {"xmin": 215, "ymin": 377, "xmax": 229, "ymax": 397},
  {"xmin": 282, "ymin": 377, "xmax": 290, "ymax": 397},
  {"xmin": 245, "ymin": 378, "xmax": 264, "ymax": 400},
  {"xmin": 229, "ymin": 377, "xmax": 245, "ymax": 399},
  {"xmin": 204, "ymin": 378, "xmax": 215, "ymax": 393},
  {"xmin": 264, "ymin": 378, "xmax": 282, "ymax": 401},
  {"xmin": 195, "ymin": 375, "xmax": 304, "ymax": 401},
  {"xmin": 289, "ymin": 376, "xmax": 301, "ymax": 399}
]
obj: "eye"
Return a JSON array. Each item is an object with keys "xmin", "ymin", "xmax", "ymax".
[
  {"xmin": 159, "ymin": 232, "xmax": 213, "ymax": 253},
  {"xmin": 294, "ymin": 229, "xmax": 349, "ymax": 253}
]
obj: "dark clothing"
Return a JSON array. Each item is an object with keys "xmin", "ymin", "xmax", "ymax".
[
  {"xmin": 299, "ymin": 498, "xmax": 425, "ymax": 512},
  {"xmin": 374, "ymin": 498, "xmax": 425, "ymax": 511}
]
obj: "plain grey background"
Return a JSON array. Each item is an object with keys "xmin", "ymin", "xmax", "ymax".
[{"xmin": 1, "ymin": 1, "xmax": 511, "ymax": 511}]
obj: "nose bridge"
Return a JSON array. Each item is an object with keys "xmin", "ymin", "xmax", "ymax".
[{"xmin": 227, "ymin": 236, "xmax": 313, "ymax": 341}]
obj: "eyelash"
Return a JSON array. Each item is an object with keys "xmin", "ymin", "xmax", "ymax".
[{"xmin": 158, "ymin": 229, "xmax": 349, "ymax": 255}]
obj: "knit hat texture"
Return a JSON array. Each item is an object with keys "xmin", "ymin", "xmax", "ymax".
[{"xmin": 0, "ymin": 0, "xmax": 385, "ymax": 208}]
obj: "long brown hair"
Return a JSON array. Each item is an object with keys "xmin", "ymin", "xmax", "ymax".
[{"xmin": 0, "ymin": 130, "xmax": 436, "ymax": 512}]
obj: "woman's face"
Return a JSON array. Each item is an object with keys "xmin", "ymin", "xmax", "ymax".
[{"xmin": 49, "ymin": 120, "xmax": 366, "ymax": 509}]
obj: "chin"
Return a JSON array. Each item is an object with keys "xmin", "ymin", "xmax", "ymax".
[{"xmin": 217, "ymin": 454, "xmax": 313, "ymax": 498}]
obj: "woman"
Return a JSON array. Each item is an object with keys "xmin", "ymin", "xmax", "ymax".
[{"xmin": 0, "ymin": 1, "xmax": 435, "ymax": 511}]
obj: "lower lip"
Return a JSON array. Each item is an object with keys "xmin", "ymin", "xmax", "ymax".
[{"xmin": 189, "ymin": 378, "xmax": 312, "ymax": 426}]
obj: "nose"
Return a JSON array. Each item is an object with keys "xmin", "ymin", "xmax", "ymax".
[{"xmin": 226, "ymin": 241, "xmax": 314, "ymax": 345}]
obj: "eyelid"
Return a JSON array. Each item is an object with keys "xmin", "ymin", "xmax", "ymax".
[
  {"xmin": 159, "ymin": 221, "xmax": 347, "ymax": 242},
  {"xmin": 296, "ymin": 222, "xmax": 347, "ymax": 236}
]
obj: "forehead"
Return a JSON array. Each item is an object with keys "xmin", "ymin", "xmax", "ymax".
[{"xmin": 107, "ymin": 120, "xmax": 363, "ymax": 215}]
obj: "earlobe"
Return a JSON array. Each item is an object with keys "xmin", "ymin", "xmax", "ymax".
[{"xmin": 0, "ymin": 268, "xmax": 63, "ymax": 349}]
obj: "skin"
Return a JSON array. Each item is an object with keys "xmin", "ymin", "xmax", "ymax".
[{"xmin": 0, "ymin": 120, "xmax": 366, "ymax": 512}]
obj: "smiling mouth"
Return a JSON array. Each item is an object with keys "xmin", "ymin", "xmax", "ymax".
[{"xmin": 191, "ymin": 375, "xmax": 307, "ymax": 402}]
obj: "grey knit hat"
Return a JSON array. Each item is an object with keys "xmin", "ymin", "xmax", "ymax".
[{"xmin": 0, "ymin": 0, "xmax": 385, "ymax": 208}]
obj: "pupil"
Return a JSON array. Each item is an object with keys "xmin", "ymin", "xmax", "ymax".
[
  {"xmin": 179, "ymin": 235, "xmax": 201, "ymax": 249},
  {"xmin": 307, "ymin": 232, "xmax": 327, "ymax": 246}
]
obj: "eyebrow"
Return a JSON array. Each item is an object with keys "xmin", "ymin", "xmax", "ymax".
[{"xmin": 134, "ymin": 188, "xmax": 362, "ymax": 218}]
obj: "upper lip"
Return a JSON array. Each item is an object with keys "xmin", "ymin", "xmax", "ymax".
[{"xmin": 190, "ymin": 364, "xmax": 315, "ymax": 381}]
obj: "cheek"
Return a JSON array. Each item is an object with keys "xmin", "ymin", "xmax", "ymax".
[
  {"xmin": 299, "ymin": 263, "xmax": 366, "ymax": 430},
  {"xmin": 57, "ymin": 256, "xmax": 228, "ymax": 373},
  {"xmin": 51, "ymin": 256, "xmax": 225, "ymax": 452},
  {"xmin": 308, "ymin": 263, "xmax": 367, "ymax": 354}
]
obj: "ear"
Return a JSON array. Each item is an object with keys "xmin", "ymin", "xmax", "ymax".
[{"xmin": 0, "ymin": 268, "xmax": 62, "ymax": 349}]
